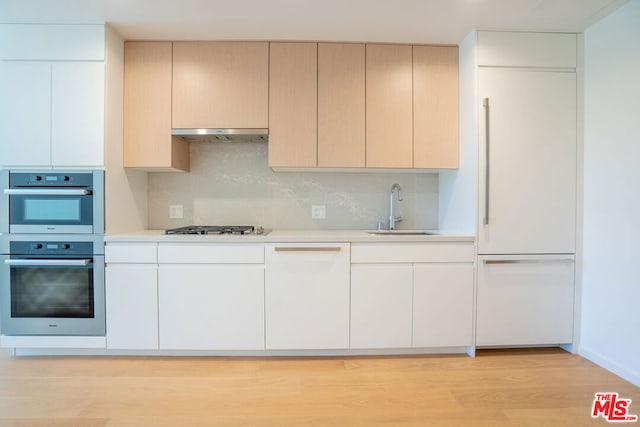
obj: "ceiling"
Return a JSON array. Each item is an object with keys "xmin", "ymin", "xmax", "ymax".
[{"xmin": 0, "ymin": 0, "xmax": 630, "ymax": 44}]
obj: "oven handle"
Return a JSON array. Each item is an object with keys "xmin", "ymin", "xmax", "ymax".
[
  {"xmin": 3, "ymin": 189, "xmax": 92, "ymax": 196},
  {"xmin": 4, "ymin": 259, "xmax": 92, "ymax": 266}
]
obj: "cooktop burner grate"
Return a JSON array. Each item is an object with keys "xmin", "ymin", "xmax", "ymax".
[{"xmin": 165, "ymin": 225, "xmax": 261, "ymax": 235}]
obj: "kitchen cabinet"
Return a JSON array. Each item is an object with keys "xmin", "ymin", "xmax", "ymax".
[
  {"xmin": 268, "ymin": 42, "xmax": 318, "ymax": 168},
  {"xmin": 172, "ymin": 42, "xmax": 269, "ymax": 129},
  {"xmin": 413, "ymin": 45, "xmax": 459, "ymax": 169},
  {"xmin": 365, "ymin": 44, "xmax": 413, "ymax": 168},
  {"xmin": 350, "ymin": 242, "xmax": 474, "ymax": 349},
  {"xmin": 413, "ymin": 264, "xmax": 473, "ymax": 347},
  {"xmin": 157, "ymin": 243, "xmax": 264, "ymax": 350},
  {"xmin": 51, "ymin": 62, "xmax": 104, "ymax": 167},
  {"xmin": 476, "ymin": 255, "xmax": 575, "ymax": 346},
  {"xmin": 0, "ymin": 61, "xmax": 104, "ymax": 167},
  {"xmin": 158, "ymin": 265, "xmax": 264, "ymax": 350},
  {"xmin": 317, "ymin": 43, "xmax": 366, "ymax": 168},
  {"xmin": 123, "ymin": 42, "xmax": 189, "ymax": 171},
  {"xmin": 0, "ymin": 24, "xmax": 105, "ymax": 168},
  {"xmin": 0, "ymin": 62, "xmax": 51, "ymax": 166},
  {"xmin": 265, "ymin": 243, "xmax": 350, "ymax": 350},
  {"xmin": 105, "ymin": 243, "xmax": 159, "ymax": 350},
  {"xmin": 350, "ymin": 264, "xmax": 413, "ymax": 348}
]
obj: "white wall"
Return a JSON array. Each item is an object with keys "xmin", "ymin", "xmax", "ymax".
[
  {"xmin": 438, "ymin": 31, "xmax": 477, "ymax": 235},
  {"xmin": 581, "ymin": 0, "xmax": 640, "ymax": 387},
  {"xmin": 103, "ymin": 25, "xmax": 148, "ymax": 234}
]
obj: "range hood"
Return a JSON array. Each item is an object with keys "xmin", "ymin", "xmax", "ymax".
[{"xmin": 172, "ymin": 128, "xmax": 268, "ymax": 143}]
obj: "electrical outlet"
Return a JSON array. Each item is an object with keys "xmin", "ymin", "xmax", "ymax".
[
  {"xmin": 169, "ymin": 205, "xmax": 183, "ymax": 219},
  {"xmin": 311, "ymin": 205, "xmax": 326, "ymax": 219}
]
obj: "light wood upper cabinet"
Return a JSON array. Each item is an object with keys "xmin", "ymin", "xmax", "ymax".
[
  {"xmin": 317, "ymin": 43, "xmax": 366, "ymax": 168},
  {"xmin": 365, "ymin": 44, "xmax": 413, "ymax": 168},
  {"xmin": 413, "ymin": 45, "xmax": 459, "ymax": 169},
  {"xmin": 124, "ymin": 42, "xmax": 189, "ymax": 171},
  {"xmin": 172, "ymin": 42, "xmax": 269, "ymax": 129},
  {"xmin": 268, "ymin": 42, "xmax": 318, "ymax": 168}
]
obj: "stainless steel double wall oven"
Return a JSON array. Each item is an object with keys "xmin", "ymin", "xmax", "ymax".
[{"xmin": 1, "ymin": 170, "xmax": 105, "ymax": 336}]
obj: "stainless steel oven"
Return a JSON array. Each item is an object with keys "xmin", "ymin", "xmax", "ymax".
[
  {"xmin": 0, "ymin": 235, "xmax": 105, "ymax": 336},
  {"xmin": 1, "ymin": 170, "xmax": 103, "ymax": 234}
]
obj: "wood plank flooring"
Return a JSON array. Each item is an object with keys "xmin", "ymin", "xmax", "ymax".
[{"xmin": 0, "ymin": 348, "xmax": 638, "ymax": 426}]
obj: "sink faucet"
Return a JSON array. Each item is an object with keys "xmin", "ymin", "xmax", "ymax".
[{"xmin": 389, "ymin": 183, "xmax": 403, "ymax": 230}]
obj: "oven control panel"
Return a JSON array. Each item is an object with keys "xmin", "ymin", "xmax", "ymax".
[
  {"xmin": 9, "ymin": 241, "xmax": 94, "ymax": 255},
  {"xmin": 9, "ymin": 172, "xmax": 94, "ymax": 188}
]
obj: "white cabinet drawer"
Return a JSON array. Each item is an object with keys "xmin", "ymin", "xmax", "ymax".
[
  {"xmin": 0, "ymin": 24, "xmax": 105, "ymax": 61},
  {"xmin": 158, "ymin": 243, "xmax": 264, "ymax": 264},
  {"xmin": 351, "ymin": 242, "xmax": 474, "ymax": 263},
  {"xmin": 105, "ymin": 243, "xmax": 158, "ymax": 264},
  {"xmin": 476, "ymin": 255, "xmax": 575, "ymax": 346},
  {"xmin": 477, "ymin": 31, "xmax": 576, "ymax": 69}
]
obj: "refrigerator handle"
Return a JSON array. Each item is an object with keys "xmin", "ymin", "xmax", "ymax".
[{"xmin": 483, "ymin": 97, "xmax": 490, "ymax": 225}]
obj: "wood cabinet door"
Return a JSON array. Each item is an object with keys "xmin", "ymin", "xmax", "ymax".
[
  {"xmin": 0, "ymin": 62, "xmax": 51, "ymax": 166},
  {"xmin": 413, "ymin": 45, "xmax": 459, "ymax": 169},
  {"xmin": 124, "ymin": 42, "xmax": 189, "ymax": 171},
  {"xmin": 172, "ymin": 41, "xmax": 269, "ymax": 129},
  {"xmin": 51, "ymin": 61, "xmax": 104, "ymax": 167},
  {"xmin": 350, "ymin": 264, "xmax": 413, "ymax": 348},
  {"xmin": 365, "ymin": 44, "xmax": 413, "ymax": 168},
  {"xmin": 317, "ymin": 43, "xmax": 366, "ymax": 168},
  {"xmin": 268, "ymin": 42, "xmax": 318, "ymax": 168},
  {"xmin": 478, "ymin": 68, "xmax": 577, "ymax": 254}
]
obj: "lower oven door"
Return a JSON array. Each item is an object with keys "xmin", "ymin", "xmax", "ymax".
[{"xmin": 1, "ymin": 254, "xmax": 105, "ymax": 336}]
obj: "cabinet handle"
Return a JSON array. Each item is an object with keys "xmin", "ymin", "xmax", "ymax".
[
  {"xmin": 5, "ymin": 259, "xmax": 92, "ymax": 266},
  {"xmin": 483, "ymin": 258, "xmax": 574, "ymax": 265},
  {"xmin": 483, "ymin": 97, "xmax": 490, "ymax": 225},
  {"xmin": 274, "ymin": 247, "xmax": 342, "ymax": 252},
  {"xmin": 4, "ymin": 189, "xmax": 92, "ymax": 196}
]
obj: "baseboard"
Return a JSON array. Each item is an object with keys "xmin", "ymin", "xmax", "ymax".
[{"xmin": 579, "ymin": 346, "xmax": 640, "ymax": 387}]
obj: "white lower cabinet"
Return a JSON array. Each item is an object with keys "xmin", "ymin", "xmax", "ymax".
[
  {"xmin": 350, "ymin": 243, "xmax": 475, "ymax": 350},
  {"xmin": 158, "ymin": 265, "xmax": 264, "ymax": 350},
  {"xmin": 476, "ymin": 255, "xmax": 575, "ymax": 346},
  {"xmin": 105, "ymin": 264, "xmax": 159, "ymax": 350},
  {"xmin": 413, "ymin": 264, "xmax": 474, "ymax": 347},
  {"xmin": 265, "ymin": 243, "xmax": 350, "ymax": 350},
  {"xmin": 350, "ymin": 264, "xmax": 413, "ymax": 348},
  {"xmin": 105, "ymin": 243, "xmax": 159, "ymax": 350}
]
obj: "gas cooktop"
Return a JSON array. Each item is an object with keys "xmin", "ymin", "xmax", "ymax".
[{"xmin": 164, "ymin": 225, "xmax": 264, "ymax": 235}]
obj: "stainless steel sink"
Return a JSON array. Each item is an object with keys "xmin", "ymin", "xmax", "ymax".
[{"xmin": 367, "ymin": 230, "xmax": 438, "ymax": 236}]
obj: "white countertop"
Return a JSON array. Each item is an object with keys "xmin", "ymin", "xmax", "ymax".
[{"xmin": 104, "ymin": 229, "xmax": 475, "ymax": 243}]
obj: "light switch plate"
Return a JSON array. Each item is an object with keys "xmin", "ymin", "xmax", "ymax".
[
  {"xmin": 311, "ymin": 205, "xmax": 326, "ymax": 219},
  {"xmin": 169, "ymin": 205, "xmax": 183, "ymax": 219}
]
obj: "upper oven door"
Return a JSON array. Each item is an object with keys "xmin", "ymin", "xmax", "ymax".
[
  {"xmin": 3, "ymin": 171, "xmax": 103, "ymax": 234},
  {"xmin": 7, "ymin": 189, "xmax": 94, "ymax": 233}
]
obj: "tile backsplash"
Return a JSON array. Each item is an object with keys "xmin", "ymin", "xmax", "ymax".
[{"xmin": 148, "ymin": 141, "xmax": 438, "ymax": 230}]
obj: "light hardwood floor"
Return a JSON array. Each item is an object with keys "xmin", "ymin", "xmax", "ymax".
[{"xmin": 0, "ymin": 348, "xmax": 638, "ymax": 426}]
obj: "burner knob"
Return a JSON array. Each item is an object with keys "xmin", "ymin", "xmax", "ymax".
[
  {"xmin": 34, "ymin": 243, "xmax": 43, "ymax": 249},
  {"xmin": 62, "ymin": 244, "xmax": 71, "ymax": 249},
  {"xmin": 63, "ymin": 176, "xmax": 70, "ymax": 181}
]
